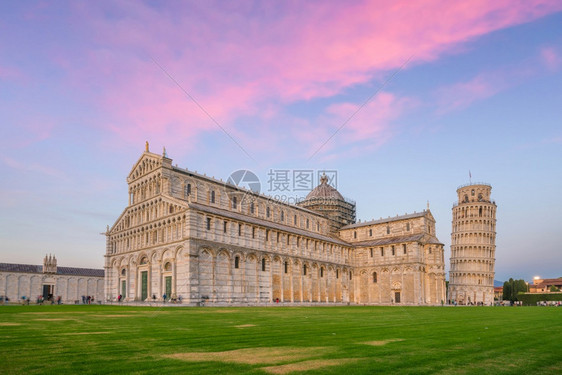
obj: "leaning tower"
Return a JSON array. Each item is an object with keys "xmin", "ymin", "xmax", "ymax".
[{"xmin": 449, "ymin": 183, "xmax": 496, "ymax": 305}]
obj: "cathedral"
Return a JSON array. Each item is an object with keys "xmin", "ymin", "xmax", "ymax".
[{"xmin": 104, "ymin": 145, "xmax": 446, "ymax": 305}]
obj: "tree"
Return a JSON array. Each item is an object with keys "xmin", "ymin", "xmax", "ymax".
[
  {"xmin": 550, "ymin": 285, "xmax": 560, "ymax": 292},
  {"xmin": 502, "ymin": 278, "xmax": 527, "ymax": 302},
  {"xmin": 502, "ymin": 281, "xmax": 511, "ymax": 301}
]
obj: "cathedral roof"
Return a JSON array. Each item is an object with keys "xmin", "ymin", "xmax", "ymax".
[
  {"xmin": 304, "ymin": 174, "xmax": 345, "ymax": 201},
  {"xmin": 352, "ymin": 233, "xmax": 443, "ymax": 247},
  {"xmin": 187, "ymin": 202, "xmax": 351, "ymax": 246},
  {"xmin": 340, "ymin": 210, "xmax": 431, "ymax": 229}
]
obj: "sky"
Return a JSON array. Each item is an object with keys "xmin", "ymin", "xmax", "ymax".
[{"xmin": 1, "ymin": 1, "xmax": 561, "ymax": 282}]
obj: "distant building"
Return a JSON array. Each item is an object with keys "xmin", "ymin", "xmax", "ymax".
[
  {"xmin": 0, "ymin": 255, "xmax": 104, "ymax": 303},
  {"xmin": 493, "ymin": 286, "xmax": 503, "ymax": 300},
  {"xmin": 448, "ymin": 183, "xmax": 497, "ymax": 305},
  {"xmin": 528, "ymin": 277, "xmax": 562, "ymax": 293},
  {"xmin": 104, "ymin": 145, "xmax": 446, "ymax": 305}
]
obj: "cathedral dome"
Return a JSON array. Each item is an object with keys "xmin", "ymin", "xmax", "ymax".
[{"xmin": 305, "ymin": 174, "xmax": 344, "ymax": 201}]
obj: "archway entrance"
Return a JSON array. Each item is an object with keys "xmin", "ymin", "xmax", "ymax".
[
  {"xmin": 42, "ymin": 284, "xmax": 54, "ymax": 300},
  {"xmin": 394, "ymin": 291, "xmax": 401, "ymax": 303},
  {"xmin": 141, "ymin": 271, "xmax": 148, "ymax": 300}
]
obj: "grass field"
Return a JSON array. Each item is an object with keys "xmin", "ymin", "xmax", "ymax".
[{"xmin": 0, "ymin": 305, "xmax": 560, "ymax": 374}]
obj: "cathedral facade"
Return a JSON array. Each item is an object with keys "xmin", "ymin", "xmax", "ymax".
[{"xmin": 104, "ymin": 146, "xmax": 446, "ymax": 305}]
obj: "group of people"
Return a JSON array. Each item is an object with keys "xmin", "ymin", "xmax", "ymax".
[
  {"xmin": 81, "ymin": 295, "xmax": 95, "ymax": 304},
  {"xmin": 115, "ymin": 294, "xmax": 183, "ymax": 303},
  {"xmin": 19, "ymin": 295, "xmax": 62, "ymax": 305}
]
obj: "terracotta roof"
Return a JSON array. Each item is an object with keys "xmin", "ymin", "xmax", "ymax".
[
  {"xmin": 348, "ymin": 233, "xmax": 443, "ymax": 247},
  {"xmin": 187, "ymin": 202, "xmax": 351, "ymax": 246},
  {"xmin": 341, "ymin": 211, "xmax": 429, "ymax": 229},
  {"xmin": 0, "ymin": 263, "xmax": 104, "ymax": 277}
]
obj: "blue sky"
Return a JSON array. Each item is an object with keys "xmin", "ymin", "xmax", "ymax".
[{"xmin": 1, "ymin": 1, "xmax": 561, "ymax": 282}]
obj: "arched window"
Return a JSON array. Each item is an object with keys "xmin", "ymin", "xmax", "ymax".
[
  {"xmin": 234, "ymin": 256, "xmax": 240, "ymax": 269},
  {"xmin": 284, "ymin": 262, "xmax": 288, "ymax": 274},
  {"xmin": 303, "ymin": 264, "xmax": 307, "ymax": 275},
  {"xmin": 479, "ymin": 207, "xmax": 482, "ymax": 217},
  {"xmin": 121, "ymin": 268, "xmax": 126, "ymax": 276},
  {"xmin": 211, "ymin": 190, "xmax": 215, "ymax": 203},
  {"xmin": 336, "ymin": 269, "xmax": 339, "ymax": 279},
  {"xmin": 185, "ymin": 183, "xmax": 191, "ymax": 196},
  {"xmin": 164, "ymin": 262, "xmax": 172, "ymax": 271},
  {"xmin": 250, "ymin": 202, "xmax": 255, "ymax": 214},
  {"xmin": 406, "ymin": 223, "xmax": 410, "ymax": 231},
  {"xmin": 353, "ymin": 231, "xmax": 357, "ymax": 239},
  {"xmin": 232, "ymin": 197, "xmax": 237, "ymax": 209},
  {"xmin": 369, "ymin": 228, "xmax": 372, "ymax": 236},
  {"xmin": 386, "ymin": 226, "xmax": 390, "ymax": 234},
  {"xmin": 266, "ymin": 207, "xmax": 270, "ymax": 217},
  {"xmin": 294, "ymin": 215, "xmax": 297, "ymax": 225},
  {"xmin": 281, "ymin": 211, "xmax": 284, "ymax": 221},
  {"xmin": 373, "ymin": 272, "xmax": 377, "ymax": 283},
  {"xmin": 262, "ymin": 258, "xmax": 266, "ymax": 272},
  {"xmin": 140, "ymin": 257, "xmax": 148, "ymax": 265},
  {"xmin": 320, "ymin": 267, "xmax": 324, "ymax": 278},
  {"xmin": 349, "ymin": 271, "xmax": 353, "ymax": 280}
]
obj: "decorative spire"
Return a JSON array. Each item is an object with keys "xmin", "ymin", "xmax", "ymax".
[
  {"xmin": 320, "ymin": 173, "xmax": 328, "ymax": 185},
  {"xmin": 427, "ymin": 200, "xmax": 430, "ymax": 210},
  {"xmin": 145, "ymin": 141, "xmax": 149, "ymax": 152},
  {"xmin": 163, "ymin": 146, "xmax": 167, "ymax": 158}
]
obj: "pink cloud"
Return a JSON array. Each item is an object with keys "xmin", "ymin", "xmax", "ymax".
[
  {"xmin": 51, "ymin": 1, "xmax": 562, "ymax": 151},
  {"xmin": 435, "ymin": 44, "xmax": 560, "ymax": 113},
  {"xmin": 300, "ymin": 92, "xmax": 417, "ymax": 160},
  {"xmin": 0, "ymin": 64, "xmax": 24, "ymax": 81},
  {"xmin": 1, "ymin": 155, "xmax": 66, "ymax": 179},
  {"xmin": 540, "ymin": 46, "xmax": 561, "ymax": 70},
  {"xmin": 435, "ymin": 75, "xmax": 503, "ymax": 113}
]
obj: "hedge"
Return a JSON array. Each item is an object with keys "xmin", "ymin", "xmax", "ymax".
[{"xmin": 517, "ymin": 292, "xmax": 562, "ymax": 306}]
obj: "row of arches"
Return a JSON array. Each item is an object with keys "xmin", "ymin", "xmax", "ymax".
[
  {"xmin": 200, "ymin": 214, "xmax": 353, "ymax": 265},
  {"xmin": 116, "ymin": 198, "xmax": 183, "ymax": 232},
  {"xmin": 452, "ymin": 219, "xmax": 496, "ymax": 232},
  {"xmin": 109, "ymin": 210, "xmax": 187, "ymax": 254},
  {"xmin": 453, "ymin": 205, "xmax": 496, "ymax": 220},
  {"xmin": 451, "ymin": 245, "xmax": 495, "ymax": 259},
  {"xmin": 175, "ymin": 176, "xmax": 328, "ymax": 235},
  {"xmin": 450, "ymin": 259, "xmax": 494, "ymax": 272},
  {"xmin": 108, "ymin": 247, "xmax": 183, "ymax": 301},
  {"xmin": 451, "ymin": 232, "xmax": 495, "ymax": 245},
  {"xmin": 197, "ymin": 247, "xmax": 354, "ymax": 304},
  {"xmin": 129, "ymin": 173, "xmax": 162, "ymax": 205},
  {"xmin": 0, "ymin": 273, "xmax": 103, "ymax": 303}
]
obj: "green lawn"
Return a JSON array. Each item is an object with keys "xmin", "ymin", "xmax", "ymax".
[{"xmin": 0, "ymin": 305, "xmax": 560, "ymax": 374}]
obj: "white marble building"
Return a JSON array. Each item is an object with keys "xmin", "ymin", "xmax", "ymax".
[
  {"xmin": 104, "ymin": 145, "xmax": 446, "ymax": 305},
  {"xmin": 0, "ymin": 255, "xmax": 104, "ymax": 303}
]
